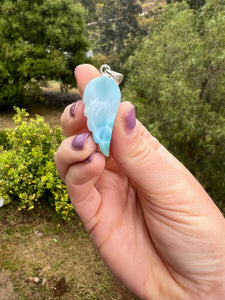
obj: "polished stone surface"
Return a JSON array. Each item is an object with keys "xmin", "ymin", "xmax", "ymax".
[{"xmin": 83, "ymin": 76, "xmax": 121, "ymax": 157}]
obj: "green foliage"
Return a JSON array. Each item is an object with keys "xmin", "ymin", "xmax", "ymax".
[
  {"xmin": 85, "ymin": 0, "xmax": 143, "ymax": 67},
  {"xmin": 166, "ymin": 0, "xmax": 205, "ymax": 10},
  {"xmin": 0, "ymin": 0, "xmax": 89, "ymax": 108},
  {"xmin": 123, "ymin": 1, "xmax": 225, "ymax": 210},
  {"xmin": 79, "ymin": 0, "xmax": 99, "ymax": 23},
  {"xmin": 0, "ymin": 108, "xmax": 74, "ymax": 220},
  {"xmin": 0, "ymin": 130, "xmax": 10, "ymax": 149},
  {"xmin": 99, "ymin": 0, "xmax": 142, "ymax": 53}
]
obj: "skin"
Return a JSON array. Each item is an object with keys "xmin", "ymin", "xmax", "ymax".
[{"xmin": 55, "ymin": 64, "xmax": 225, "ymax": 300}]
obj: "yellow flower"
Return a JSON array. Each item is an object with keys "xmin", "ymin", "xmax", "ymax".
[{"xmin": 26, "ymin": 140, "xmax": 31, "ymax": 144}]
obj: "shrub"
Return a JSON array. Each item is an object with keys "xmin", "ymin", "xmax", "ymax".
[
  {"xmin": 0, "ymin": 130, "xmax": 10, "ymax": 149},
  {"xmin": 0, "ymin": 108, "xmax": 74, "ymax": 220}
]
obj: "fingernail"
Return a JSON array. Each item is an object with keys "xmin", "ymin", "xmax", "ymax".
[
  {"xmin": 83, "ymin": 150, "xmax": 98, "ymax": 164},
  {"xmin": 125, "ymin": 106, "xmax": 136, "ymax": 130},
  {"xmin": 69, "ymin": 102, "xmax": 77, "ymax": 117},
  {"xmin": 72, "ymin": 132, "xmax": 90, "ymax": 150}
]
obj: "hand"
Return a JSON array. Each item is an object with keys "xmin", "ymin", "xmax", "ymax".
[{"xmin": 55, "ymin": 64, "xmax": 225, "ymax": 300}]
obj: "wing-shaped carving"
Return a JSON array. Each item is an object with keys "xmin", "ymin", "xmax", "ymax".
[{"xmin": 83, "ymin": 76, "xmax": 121, "ymax": 157}]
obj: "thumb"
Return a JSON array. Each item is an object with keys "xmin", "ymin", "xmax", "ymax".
[{"xmin": 111, "ymin": 102, "xmax": 207, "ymax": 205}]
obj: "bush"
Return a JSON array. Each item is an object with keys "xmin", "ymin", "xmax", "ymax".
[
  {"xmin": 0, "ymin": 108, "xmax": 74, "ymax": 221},
  {"xmin": 0, "ymin": 130, "xmax": 10, "ymax": 149}
]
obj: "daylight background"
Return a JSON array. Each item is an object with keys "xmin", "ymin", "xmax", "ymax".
[{"xmin": 0, "ymin": 0, "xmax": 225, "ymax": 299}]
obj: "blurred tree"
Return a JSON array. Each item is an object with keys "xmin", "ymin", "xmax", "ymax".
[
  {"xmin": 0, "ymin": 0, "xmax": 89, "ymax": 107},
  {"xmin": 166, "ymin": 0, "xmax": 205, "ymax": 9},
  {"xmin": 79, "ymin": 0, "xmax": 99, "ymax": 23},
  {"xmin": 123, "ymin": 1, "xmax": 225, "ymax": 209},
  {"xmin": 87, "ymin": 0, "xmax": 142, "ymax": 63}
]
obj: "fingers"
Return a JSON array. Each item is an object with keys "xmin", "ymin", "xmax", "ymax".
[
  {"xmin": 55, "ymin": 132, "xmax": 105, "ymax": 225},
  {"xmin": 60, "ymin": 63, "xmax": 210, "ymax": 210},
  {"xmin": 66, "ymin": 151, "xmax": 105, "ymax": 226},
  {"xmin": 61, "ymin": 64, "xmax": 101, "ymax": 137},
  {"xmin": 56, "ymin": 132, "xmax": 98, "ymax": 182},
  {"xmin": 60, "ymin": 100, "xmax": 88, "ymax": 137}
]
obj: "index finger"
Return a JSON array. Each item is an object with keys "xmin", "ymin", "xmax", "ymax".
[
  {"xmin": 61, "ymin": 64, "xmax": 101, "ymax": 137},
  {"xmin": 76, "ymin": 64, "xmax": 101, "ymax": 98}
]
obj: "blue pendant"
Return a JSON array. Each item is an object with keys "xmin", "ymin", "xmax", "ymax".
[{"xmin": 83, "ymin": 76, "xmax": 121, "ymax": 157}]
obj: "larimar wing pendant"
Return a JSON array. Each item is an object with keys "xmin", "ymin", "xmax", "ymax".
[{"xmin": 83, "ymin": 65, "xmax": 123, "ymax": 157}]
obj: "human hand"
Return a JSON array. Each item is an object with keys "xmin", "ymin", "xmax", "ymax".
[{"xmin": 55, "ymin": 64, "xmax": 225, "ymax": 300}]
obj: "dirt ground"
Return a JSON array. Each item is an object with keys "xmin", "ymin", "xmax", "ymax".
[
  {"xmin": 0, "ymin": 204, "xmax": 138, "ymax": 300},
  {"xmin": 0, "ymin": 270, "xmax": 19, "ymax": 300},
  {"xmin": 0, "ymin": 88, "xmax": 80, "ymax": 131}
]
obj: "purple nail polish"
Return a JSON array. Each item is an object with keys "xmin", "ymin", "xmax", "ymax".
[
  {"xmin": 72, "ymin": 132, "xmax": 90, "ymax": 150},
  {"xmin": 70, "ymin": 102, "xmax": 77, "ymax": 117},
  {"xmin": 83, "ymin": 150, "xmax": 98, "ymax": 164},
  {"xmin": 125, "ymin": 106, "xmax": 136, "ymax": 130}
]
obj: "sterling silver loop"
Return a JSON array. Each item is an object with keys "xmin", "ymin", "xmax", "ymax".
[{"xmin": 100, "ymin": 64, "xmax": 124, "ymax": 85}]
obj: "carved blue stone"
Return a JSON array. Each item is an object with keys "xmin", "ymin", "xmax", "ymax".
[{"xmin": 83, "ymin": 76, "xmax": 121, "ymax": 157}]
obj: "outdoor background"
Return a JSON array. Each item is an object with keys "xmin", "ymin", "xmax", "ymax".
[{"xmin": 0, "ymin": 0, "xmax": 225, "ymax": 299}]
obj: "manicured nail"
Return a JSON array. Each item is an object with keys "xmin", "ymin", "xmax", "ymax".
[
  {"xmin": 125, "ymin": 106, "xmax": 136, "ymax": 130},
  {"xmin": 69, "ymin": 102, "xmax": 77, "ymax": 117},
  {"xmin": 72, "ymin": 132, "xmax": 90, "ymax": 150},
  {"xmin": 83, "ymin": 150, "xmax": 98, "ymax": 164}
]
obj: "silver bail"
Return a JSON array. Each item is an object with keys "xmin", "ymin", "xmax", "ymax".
[{"xmin": 100, "ymin": 64, "xmax": 124, "ymax": 85}]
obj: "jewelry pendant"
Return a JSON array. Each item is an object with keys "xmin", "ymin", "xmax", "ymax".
[{"xmin": 83, "ymin": 64, "xmax": 124, "ymax": 157}]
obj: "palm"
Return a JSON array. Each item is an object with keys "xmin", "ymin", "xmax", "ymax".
[
  {"xmin": 70, "ymin": 157, "xmax": 187, "ymax": 299},
  {"xmin": 69, "ymin": 155, "xmax": 225, "ymax": 299}
]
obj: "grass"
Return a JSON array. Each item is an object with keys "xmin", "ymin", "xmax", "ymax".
[
  {"xmin": 41, "ymin": 81, "xmax": 78, "ymax": 94},
  {"xmin": 0, "ymin": 99, "xmax": 63, "ymax": 132},
  {"xmin": 0, "ymin": 204, "xmax": 138, "ymax": 300},
  {"xmin": 0, "ymin": 81, "xmax": 78, "ymax": 131}
]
